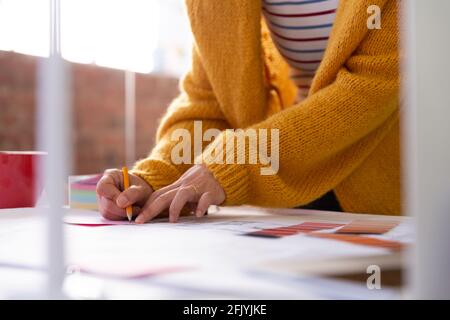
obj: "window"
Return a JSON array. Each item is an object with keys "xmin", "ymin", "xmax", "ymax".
[{"xmin": 0, "ymin": 0, "xmax": 192, "ymax": 76}]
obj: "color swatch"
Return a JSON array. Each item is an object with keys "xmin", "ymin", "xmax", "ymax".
[
  {"xmin": 310, "ymin": 233, "xmax": 404, "ymax": 251},
  {"xmin": 245, "ymin": 222, "xmax": 344, "ymax": 238},
  {"xmin": 336, "ymin": 219, "xmax": 399, "ymax": 235}
]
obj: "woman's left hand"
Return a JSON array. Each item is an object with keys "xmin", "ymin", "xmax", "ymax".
[{"xmin": 135, "ymin": 164, "xmax": 226, "ymax": 224}]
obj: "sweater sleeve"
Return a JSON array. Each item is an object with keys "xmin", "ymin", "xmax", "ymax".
[
  {"xmin": 202, "ymin": 5, "xmax": 400, "ymax": 207},
  {"xmin": 131, "ymin": 46, "xmax": 229, "ymax": 190}
]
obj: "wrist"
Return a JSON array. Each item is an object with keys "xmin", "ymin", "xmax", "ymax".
[{"xmin": 130, "ymin": 158, "xmax": 182, "ymax": 191}]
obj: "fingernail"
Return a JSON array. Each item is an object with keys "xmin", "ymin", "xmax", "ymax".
[
  {"xmin": 195, "ymin": 210, "xmax": 202, "ymax": 217},
  {"xmin": 116, "ymin": 194, "xmax": 128, "ymax": 207}
]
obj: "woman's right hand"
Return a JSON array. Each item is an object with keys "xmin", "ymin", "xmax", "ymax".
[{"xmin": 96, "ymin": 169, "xmax": 153, "ymax": 221}]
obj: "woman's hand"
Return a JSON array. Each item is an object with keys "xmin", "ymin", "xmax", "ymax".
[
  {"xmin": 96, "ymin": 169, "xmax": 153, "ymax": 221},
  {"xmin": 135, "ymin": 164, "xmax": 225, "ymax": 224}
]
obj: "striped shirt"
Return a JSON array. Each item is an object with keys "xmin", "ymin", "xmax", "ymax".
[{"xmin": 262, "ymin": 0, "xmax": 339, "ymax": 101}]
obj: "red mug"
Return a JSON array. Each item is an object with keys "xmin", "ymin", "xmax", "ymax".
[{"xmin": 0, "ymin": 151, "xmax": 46, "ymax": 209}]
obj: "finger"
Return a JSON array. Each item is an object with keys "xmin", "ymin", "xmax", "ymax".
[
  {"xmin": 135, "ymin": 189, "xmax": 178, "ymax": 224},
  {"xmin": 169, "ymin": 187, "xmax": 196, "ymax": 223},
  {"xmin": 102, "ymin": 205, "xmax": 140, "ymax": 221},
  {"xmin": 101, "ymin": 211, "xmax": 124, "ymax": 221},
  {"xmin": 116, "ymin": 185, "xmax": 148, "ymax": 208},
  {"xmin": 148, "ymin": 181, "xmax": 181, "ymax": 203},
  {"xmin": 183, "ymin": 202, "xmax": 197, "ymax": 215},
  {"xmin": 96, "ymin": 172, "xmax": 122, "ymax": 200},
  {"xmin": 103, "ymin": 168, "xmax": 123, "ymax": 188},
  {"xmin": 99, "ymin": 197, "xmax": 127, "ymax": 219},
  {"xmin": 195, "ymin": 192, "xmax": 213, "ymax": 218}
]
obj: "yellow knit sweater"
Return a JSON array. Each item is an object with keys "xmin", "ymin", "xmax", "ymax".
[{"xmin": 133, "ymin": 0, "xmax": 401, "ymax": 215}]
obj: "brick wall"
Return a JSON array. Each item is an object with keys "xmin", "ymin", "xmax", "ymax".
[{"xmin": 0, "ymin": 51, "xmax": 180, "ymax": 174}]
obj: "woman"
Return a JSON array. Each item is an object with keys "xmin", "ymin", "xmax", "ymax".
[{"xmin": 96, "ymin": 0, "xmax": 400, "ymax": 223}]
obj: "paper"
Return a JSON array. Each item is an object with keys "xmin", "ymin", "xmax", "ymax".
[
  {"xmin": 63, "ymin": 209, "xmax": 288, "ymax": 231},
  {"xmin": 0, "ymin": 207, "xmax": 411, "ymax": 283},
  {"xmin": 64, "ymin": 209, "xmax": 135, "ymax": 226}
]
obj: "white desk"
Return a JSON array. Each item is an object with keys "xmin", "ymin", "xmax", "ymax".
[{"xmin": 0, "ymin": 206, "xmax": 410, "ymax": 299}]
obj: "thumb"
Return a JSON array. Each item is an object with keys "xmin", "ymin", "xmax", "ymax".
[{"xmin": 116, "ymin": 185, "xmax": 148, "ymax": 208}]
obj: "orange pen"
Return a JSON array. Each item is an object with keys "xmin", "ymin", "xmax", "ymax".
[{"xmin": 122, "ymin": 166, "xmax": 133, "ymax": 222}]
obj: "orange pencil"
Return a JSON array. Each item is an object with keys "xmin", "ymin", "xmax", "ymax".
[{"xmin": 122, "ymin": 166, "xmax": 133, "ymax": 222}]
